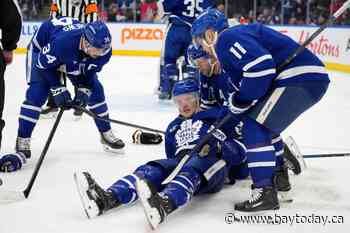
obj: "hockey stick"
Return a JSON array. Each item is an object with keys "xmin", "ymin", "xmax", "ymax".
[
  {"xmin": 0, "ymin": 108, "xmax": 64, "ymax": 203},
  {"xmin": 74, "ymin": 106, "xmax": 165, "ymax": 134},
  {"xmin": 303, "ymin": 153, "xmax": 350, "ymax": 159},
  {"xmin": 162, "ymin": 0, "xmax": 350, "ymax": 185}
]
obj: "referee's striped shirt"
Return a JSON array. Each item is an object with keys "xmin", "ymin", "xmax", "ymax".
[{"xmin": 50, "ymin": 0, "xmax": 98, "ymax": 23}]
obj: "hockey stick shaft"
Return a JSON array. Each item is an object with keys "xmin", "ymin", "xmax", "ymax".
[
  {"xmin": 162, "ymin": 0, "xmax": 350, "ymax": 185},
  {"xmin": 303, "ymin": 153, "xmax": 350, "ymax": 159},
  {"xmin": 75, "ymin": 106, "xmax": 165, "ymax": 134},
  {"xmin": 23, "ymin": 108, "xmax": 64, "ymax": 198}
]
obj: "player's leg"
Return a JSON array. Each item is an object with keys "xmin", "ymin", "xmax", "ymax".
[
  {"xmin": 0, "ymin": 50, "xmax": 5, "ymax": 151},
  {"xmin": 72, "ymin": 85, "xmax": 83, "ymax": 120},
  {"xmin": 159, "ymin": 25, "xmax": 191, "ymax": 100},
  {"xmin": 234, "ymin": 117, "xmax": 279, "ymax": 215},
  {"xmin": 16, "ymin": 50, "xmax": 51, "ymax": 159},
  {"xmin": 137, "ymin": 156, "xmax": 226, "ymax": 229},
  {"xmin": 74, "ymin": 159, "xmax": 178, "ymax": 218},
  {"xmin": 88, "ymin": 78, "xmax": 125, "ymax": 153}
]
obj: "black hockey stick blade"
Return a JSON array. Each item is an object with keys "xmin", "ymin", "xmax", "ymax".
[
  {"xmin": 75, "ymin": 106, "xmax": 165, "ymax": 134},
  {"xmin": 303, "ymin": 153, "xmax": 350, "ymax": 159}
]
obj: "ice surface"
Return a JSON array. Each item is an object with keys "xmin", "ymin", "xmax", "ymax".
[{"xmin": 0, "ymin": 56, "xmax": 349, "ymax": 233}]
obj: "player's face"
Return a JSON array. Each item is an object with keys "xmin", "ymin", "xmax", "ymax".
[
  {"xmin": 82, "ymin": 38, "xmax": 109, "ymax": 58},
  {"xmin": 174, "ymin": 93, "xmax": 199, "ymax": 118}
]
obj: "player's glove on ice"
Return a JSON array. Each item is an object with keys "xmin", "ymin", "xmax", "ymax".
[
  {"xmin": 73, "ymin": 86, "xmax": 92, "ymax": 108},
  {"xmin": 132, "ymin": 130, "xmax": 163, "ymax": 145},
  {"xmin": 0, "ymin": 153, "xmax": 27, "ymax": 172},
  {"xmin": 50, "ymin": 86, "xmax": 72, "ymax": 109}
]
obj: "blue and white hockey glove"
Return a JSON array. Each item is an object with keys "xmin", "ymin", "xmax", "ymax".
[
  {"xmin": 0, "ymin": 153, "xmax": 27, "ymax": 172},
  {"xmin": 50, "ymin": 86, "xmax": 72, "ymax": 109},
  {"xmin": 73, "ymin": 86, "xmax": 92, "ymax": 108},
  {"xmin": 228, "ymin": 93, "xmax": 256, "ymax": 115}
]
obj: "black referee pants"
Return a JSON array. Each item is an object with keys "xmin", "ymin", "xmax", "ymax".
[{"xmin": 0, "ymin": 49, "xmax": 6, "ymax": 149}]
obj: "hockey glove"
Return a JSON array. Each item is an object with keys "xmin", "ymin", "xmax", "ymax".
[
  {"xmin": 132, "ymin": 130, "xmax": 163, "ymax": 145},
  {"xmin": 0, "ymin": 152, "xmax": 27, "ymax": 172},
  {"xmin": 228, "ymin": 93, "xmax": 256, "ymax": 115},
  {"xmin": 73, "ymin": 86, "xmax": 92, "ymax": 108},
  {"xmin": 50, "ymin": 86, "xmax": 72, "ymax": 109}
]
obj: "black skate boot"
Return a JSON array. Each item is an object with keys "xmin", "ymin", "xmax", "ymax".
[
  {"xmin": 136, "ymin": 178, "xmax": 176, "ymax": 230},
  {"xmin": 100, "ymin": 130, "xmax": 125, "ymax": 153},
  {"xmin": 74, "ymin": 171, "xmax": 121, "ymax": 218},
  {"xmin": 234, "ymin": 185, "xmax": 279, "ymax": 216},
  {"xmin": 15, "ymin": 137, "xmax": 31, "ymax": 159}
]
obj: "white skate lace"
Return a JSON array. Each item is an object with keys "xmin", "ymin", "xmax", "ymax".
[
  {"xmin": 248, "ymin": 188, "xmax": 263, "ymax": 203},
  {"xmin": 102, "ymin": 130, "xmax": 120, "ymax": 143},
  {"xmin": 17, "ymin": 137, "xmax": 31, "ymax": 151}
]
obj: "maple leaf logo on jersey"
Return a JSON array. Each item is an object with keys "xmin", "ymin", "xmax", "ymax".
[{"xmin": 175, "ymin": 119, "xmax": 203, "ymax": 147}]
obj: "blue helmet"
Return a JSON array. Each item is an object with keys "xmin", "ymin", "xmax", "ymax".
[
  {"xmin": 83, "ymin": 21, "xmax": 112, "ymax": 50},
  {"xmin": 191, "ymin": 9, "xmax": 229, "ymax": 38},
  {"xmin": 187, "ymin": 44, "xmax": 208, "ymax": 64},
  {"xmin": 173, "ymin": 79, "xmax": 199, "ymax": 97}
]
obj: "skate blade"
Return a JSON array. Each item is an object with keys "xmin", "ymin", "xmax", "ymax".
[
  {"xmin": 40, "ymin": 112, "xmax": 58, "ymax": 119},
  {"xmin": 136, "ymin": 178, "xmax": 161, "ymax": 230},
  {"xmin": 102, "ymin": 145, "xmax": 125, "ymax": 155},
  {"xmin": 285, "ymin": 136, "xmax": 307, "ymax": 174},
  {"xmin": 73, "ymin": 115, "xmax": 83, "ymax": 121},
  {"xmin": 0, "ymin": 189, "xmax": 26, "ymax": 203},
  {"xmin": 73, "ymin": 172, "xmax": 100, "ymax": 219},
  {"xmin": 278, "ymin": 191, "xmax": 293, "ymax": 203}
]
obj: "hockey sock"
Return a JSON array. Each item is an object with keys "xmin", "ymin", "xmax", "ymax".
[
  {"xmin": 18, "ymin": 101, "xmax": 41, "ymax": 138},
  {"xmin": 88, "ymin": 101, "xmax": 111, "ymax": 132},
  {"xmin": 161, "ymin": 168, "xmax": 201, "ymax": 208}
]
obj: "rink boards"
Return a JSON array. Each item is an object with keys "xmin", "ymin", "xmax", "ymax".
[{"xmin": 17, "ymin": 22, "xmax": 350, "ymax": 73}]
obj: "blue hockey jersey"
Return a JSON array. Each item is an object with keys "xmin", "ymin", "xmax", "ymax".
[
  {"xmin": 199, "ymin": 70, "xmax": 236, "ymax": 110},
  {"xmin": 215, "ymin": 23, "xmax": 330, "ymax": 105},
  {"xmin": 31, "ymin": 17, "xmax": 112, "ymax": 87},
  {"xmin": 162, "ymin": 0, "xmax": 216, "ymax": 26},
  {"xmin": 164, "ymin": 107, "xmax": 242, "ymax": 160}
]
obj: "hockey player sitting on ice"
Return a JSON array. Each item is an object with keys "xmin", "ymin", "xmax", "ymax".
[
  {"xmin": 191, "ymin": 9, "xmax": 330, "ymax": 215},
  {"xmin": 73, "ymin": 79, "xmax": 249, "ymax": 229},
  {"xmin": 0, "ymin": 18, "xmax": 125, "ymax": 172},
  {"xmin": 187, "ymin": 43, "xmax": 305, "ymax": 203}
]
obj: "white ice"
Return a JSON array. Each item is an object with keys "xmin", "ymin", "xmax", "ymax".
[{"xmin": 0, "ymin": 55, "xmax": 349, "ymax": 233}]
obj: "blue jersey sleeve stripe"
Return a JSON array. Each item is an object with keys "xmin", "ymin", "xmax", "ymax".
[
  {"xmin": 242, "ymin": 54, "xmax": 273, "ymax": 71},
  {"xmin": 243, "ymin": 68, "xmax": 276, "ymax": 78},
  {"xmin": 276, "ymin": 65, "xmax": 327, "ymax": 81}
]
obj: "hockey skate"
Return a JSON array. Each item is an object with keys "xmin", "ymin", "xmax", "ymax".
[
  {"xmin": 40, "ymin": 106, "xmax": 59, "ymax": 119},
  {"xmin": 283, "ymin": 136, "xmax": 307, "ymax": 174},
  {"xmin": 74, "ymin": 171, "xmax": 121, "ymax": 218},
  {"xmin": 15, "ymin": 137, "xmax": 31, "ymax": 159},
  {"xmin": 73, "ymin": 108, "xmax": 83, "ymax": 121},
  {"xmin": 136, "ymin": 178, "xmax": 175, "ymax": 230},
  {"xmin": 100, "ymin": 130, "xmax": 125, "ymax": 154},
  {"xmin": 234, "ymin": 185, "xmax": 279, "ymax": 217}
]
